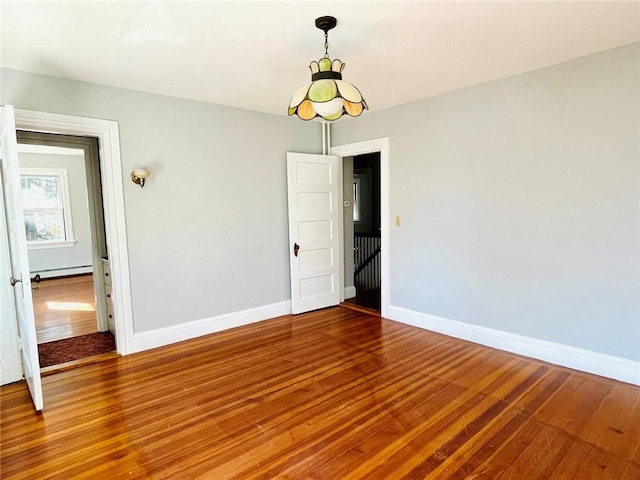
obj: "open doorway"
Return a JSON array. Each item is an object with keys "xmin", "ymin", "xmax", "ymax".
[
  {"xmin": 343, "ymin": 152, "xmax": 381, "ymax": 312},
  {"xmin": 332, "ymin": 137, "xmax": 389, "ymax": 318},
  {"xmin": 17, "ymin": 132, "xmax": 115, "ymax": 369},
  {"xmin": 1, "ymin": 108, "xmax": 133, "ymax": 393}
]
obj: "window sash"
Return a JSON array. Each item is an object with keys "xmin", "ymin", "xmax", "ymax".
[
  {"xmin": 23, "ymin": 210, "xmax": 66, "ymax": 242},
  {"xmin": 19, "ymin": 167, "xmax": 74, "ymax": 246}
]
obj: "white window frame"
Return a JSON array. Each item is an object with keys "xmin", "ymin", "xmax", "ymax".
[
  {"xmin": 353, "ymin": 176, "xmax": 361, "ymax": 223},
  {"xmin": 19, "ymin": 167, "xmax": 76, "ymax": 250}
]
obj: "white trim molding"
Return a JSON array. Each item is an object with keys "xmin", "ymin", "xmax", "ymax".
[
  {"xmin": 133, "ymin": 301, "xmax": 292, "ymax": 353},
  {"xmin": 17, "ymin": 143, "xmax": 84, "ymax": 156},
  {"xmin": 387, "ymin": 305, "xmax": 640, "ymax": 386},
  {"xmin": 27, "ymin": 240, "xmax": 78, "ymax": 251},
  {"xmin": 14, "ymin": 108, "xmax": 135, "ymax": 355},
  {"xmin": 344, "ymin": 286, "xmax": 356, "ymax": 299}
]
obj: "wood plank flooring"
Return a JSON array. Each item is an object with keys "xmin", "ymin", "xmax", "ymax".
[
  {"xmin": 33, "ymin": 274, "xmax": 98, "ymax": 343},
  {"xmin": 2, "ymin": 307, "xmax": 639, "ymax": 479}
]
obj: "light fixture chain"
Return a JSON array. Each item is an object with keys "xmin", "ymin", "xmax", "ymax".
[{"xmin": 324, "ymin": 31, "xmax": 329, "ymax": 58}]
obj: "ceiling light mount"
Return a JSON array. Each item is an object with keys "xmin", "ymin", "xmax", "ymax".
[
  {"xmin": 315, "ymin": 16, "xmax": 337, "ymax": 34},
  {"xmin": 288, "ymin": 15, "xmax": 368, "ymax": 122}
]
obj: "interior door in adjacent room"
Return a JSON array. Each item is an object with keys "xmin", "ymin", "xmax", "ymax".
[
  {"xmin": 0, "ymin": 105, "xmax": 43, "ymax": 411},
  {"xmin": 287, "ymin": 152, "xmax": 341, "ymax": 314}
]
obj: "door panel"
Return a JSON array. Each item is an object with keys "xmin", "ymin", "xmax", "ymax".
[
  {"xmin": 298, "ymin": 220, "xmax": 332, "ymax": 242},
  {"xmin": 299, "ymin": 248, "xmax": 333, "ymax": 270},
  {"xmin": 297, "ymin": 192, "xmax": 331, "ymax": 213},
  {"xmin": 287, "ymin": 153, "xmax": 340, "ymax": 314},
  {"xmin": 300, "ymin": 274, "xmax": 334, "ymax": 297},
  {"xmin": 0, "ymin": 105, "xmax": 43, "ymax": 411}
]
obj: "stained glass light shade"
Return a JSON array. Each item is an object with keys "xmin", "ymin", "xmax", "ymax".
[{"xmin": 288, "ymin": 57, "xmax": 368, "ymax": 122}]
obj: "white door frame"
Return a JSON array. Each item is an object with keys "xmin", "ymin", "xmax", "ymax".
[
  {"xmin": 10, "ymin": 108, "xmax": 135, "ymax": 355},
  {"xmin": 331, "ymin": 138, "xmax": 390, "ymax": 318}
]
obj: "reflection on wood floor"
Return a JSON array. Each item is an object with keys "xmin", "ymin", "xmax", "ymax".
[
  {"xmin": 33, "ymin": 274, "xmax": 98, "ymax": 344},
  {"xmin": 345, "ymin": 286, "xmax": 381, "ymax": 313}
]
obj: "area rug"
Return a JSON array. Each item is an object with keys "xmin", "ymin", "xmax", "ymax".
[{"xmin": 38, "ymin": 332, "xmax": 115, "ymax": 368}]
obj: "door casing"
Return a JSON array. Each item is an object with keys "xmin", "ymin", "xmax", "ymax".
[
  {"xmin": 10, "ymin": 109, "xmax": 134, "ymax": 355},
  {"xmin": 331, "ymin": 138, "xmax": 390, "ymax": 318}
]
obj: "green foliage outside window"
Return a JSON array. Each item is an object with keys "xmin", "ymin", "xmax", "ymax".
[{"xmin": 20, "ymin": 175, "xmax": 66, "ymax": 242}]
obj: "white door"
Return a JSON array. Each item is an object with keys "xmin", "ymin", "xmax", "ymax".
[
  {"xmin": 0, "ymin": 105, "xmax": 43, "ymax": 411},
  {"xmin": 287, "ymin": 152, "xmax": 341, "ymax": 314}
]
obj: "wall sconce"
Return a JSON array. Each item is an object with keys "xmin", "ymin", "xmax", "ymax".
[{"xmin": 130, "ymin": 168, "xmax": 150, "ymax": 188}]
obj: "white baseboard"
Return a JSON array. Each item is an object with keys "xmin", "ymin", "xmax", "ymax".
[
  {"xmin": 133, "ymin": 301, "xmax": 292, "ymax": 353},
  {"xmin": 34, "ymin": 266, "xmax": 93, "ymax": 279},
  {"xmin": 344, "ymin": 286, "xmax": 356, "ymax": 299},
  {"xmin": 387, "ymin": 305, "xmax": 640, "ymax": 386}
]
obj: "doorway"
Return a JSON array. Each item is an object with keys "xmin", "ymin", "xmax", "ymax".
[
  {"xmin": 1, "ymin": 108, "xmax": 132, "ymax": 405},
  {"xmin": 17, "ymin": 132, "xmax": 115, "ymax": 369},
  {"xmin": 331, "ymin": 137, "xmax": 390, "ymax": 318},
  {"xmin": 344, "ymin": 152, "xmax": 381, "ymax": 312}
]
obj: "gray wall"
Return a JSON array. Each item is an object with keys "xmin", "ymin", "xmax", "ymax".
[
  {"xmin": 19, "ymin": 151, "xmax": 93, "ymax": 274},
  {"xmin": 332, "ymin": 43, "xmax": 640, "ymax": 362},
  {"xmin": 1, "ymin": 68, "xmax": 320, "ymax": 332},
  {"xmin": 2, "ymin": 43, "xmax": 638, "ymax": 362}
]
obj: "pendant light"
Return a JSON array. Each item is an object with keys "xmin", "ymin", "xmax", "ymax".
[{"xmin": 288, "ymin": 16, "xmax": 368, "ymax": 122}]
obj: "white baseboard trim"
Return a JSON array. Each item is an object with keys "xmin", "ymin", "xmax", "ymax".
[
  {"xmin": 133, "ymin": 301, "xmax": 292, "ymax": 353},
  {"xmin": 387, "ymin": 305, "xmax": 640, "ymax": 386},
  {"xmin": 344, "ymin": 286, "xmax": 356, "ymax": 299},
  {"xmin": 35, "ymin": 266, "xmax": 93, "ymax": 279}
]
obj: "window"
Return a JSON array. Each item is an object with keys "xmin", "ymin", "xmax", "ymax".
[
  {"xmin": 20, "ymin": 167, "xmax": 75, "ymax": 249},
  {"xmin": 353, "ymin": 177, "xmax": 361, "ymax": 222}
]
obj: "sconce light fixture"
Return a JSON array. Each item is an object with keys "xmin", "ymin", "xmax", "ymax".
[
  {"xmin": 131, "ymin": 168, "xmax": 150, "ymax": 188},
  {"xmin": 288, "ymin": 16, "xmax": 367, "ymax": 122}
]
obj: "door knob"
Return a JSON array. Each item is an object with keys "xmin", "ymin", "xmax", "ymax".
[
  {"xmin": 293, "ymin": 243, "xmax": 300, "ymax": 257},
  {"xmin": 10, "ymin": 274, "xmax": 40, "ymax": 286}
]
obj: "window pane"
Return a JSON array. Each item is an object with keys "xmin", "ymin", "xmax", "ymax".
[
  {"xmin": 21, "ymin": 175, "xmax": 61, "ymax": 210},
  {"xmin": 24, "ymin": 210, "xmax": 65, "ymax": 242},
  {"xmin": 353, "ymin": 179, "xmax": 361, "ymax": 222}
]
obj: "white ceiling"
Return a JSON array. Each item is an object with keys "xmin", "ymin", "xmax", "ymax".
[{"xmin": 2, "ymin": 1, "xmax": 639, "ymax": 117}]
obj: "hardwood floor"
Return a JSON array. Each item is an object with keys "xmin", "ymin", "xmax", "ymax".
[
  {"xmin": 33, "ymin": 274, "xmax": 98, "ymax": 343},
  {"xmin": 346, "ymin": 286, "xmax": 381, "ymax": 312},
  {"xmin": 2, "ymin": 307, "xmax": 639, "ymax": 479}
]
